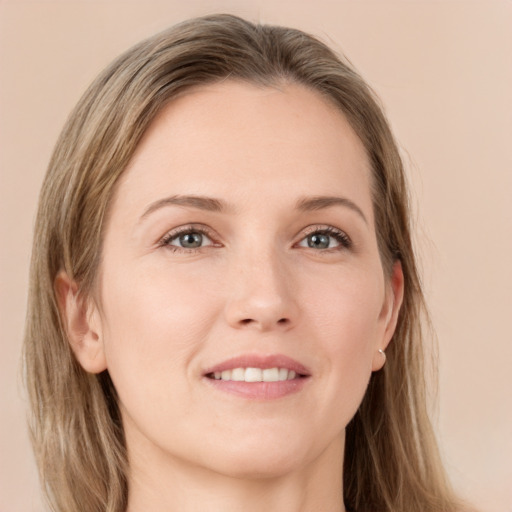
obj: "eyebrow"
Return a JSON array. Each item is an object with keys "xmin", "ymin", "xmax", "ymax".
[
  {"xmin": 139, "ymin": 194, "xmax": 367, "ymax": 224},
  {"xmin": 295, "ymin": 196, "xmax": 368, "ymax": 224},
  {"xmin": 140, "ymin": 195, "xmax": 227, "ymax": 221}
]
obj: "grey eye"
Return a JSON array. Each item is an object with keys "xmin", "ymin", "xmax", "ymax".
[
  {"xmin": 297, "ymin": 228, "xmax": 350, "ymax": 250},
  {"xmin": 164, "ymin": 227, "xmax": 215, "ymax": 251},
  {"xmin": 177, "ymin": 232, "xmax": 204, "ymax": 248},
  {"xmin": 307, "ymin": 233, "xmax": 331, "ymax": 249}
]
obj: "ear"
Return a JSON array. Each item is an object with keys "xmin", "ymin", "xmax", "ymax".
[
  {"xmin": 372, "ymin": 260, "xmax": 404, "ymax": 372},
  {"xmin": 54, "ymin": 270, "xmax": 107, "ymax": 373}
]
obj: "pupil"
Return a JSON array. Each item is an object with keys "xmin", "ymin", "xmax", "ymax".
[
  {"xmin": 180, "ymin": 233, "xmax": 202, "ymax": 248},
  {"xmin": 308, "ymin": 234, "xmax": 329, "ymax": 249}
]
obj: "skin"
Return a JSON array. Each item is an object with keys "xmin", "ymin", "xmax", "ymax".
[{"xmin": 57, "ymin": 81, "xmax": 403, "ymax": 512}]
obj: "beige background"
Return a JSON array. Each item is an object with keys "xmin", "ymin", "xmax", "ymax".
[{"xmin": 1, "ymin": 1, "xmax": 511, "ymax": 511}]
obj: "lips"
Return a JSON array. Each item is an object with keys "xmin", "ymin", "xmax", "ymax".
[
  {"xmin": 203, "ymin": 354, "xmax": 310, "ymax": 378},
  {"xmin": 202, "ymin": 354, "xmax": 311, "ymax": 399}
]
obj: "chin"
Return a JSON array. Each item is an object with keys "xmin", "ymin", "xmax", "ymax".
[
  {"xmin": 196, "ymin": 432, "xmax": 317, "ymax": 480},
  {"xmin": 212, "ymin": 452, "xmax": 305, "ymax": 480}
]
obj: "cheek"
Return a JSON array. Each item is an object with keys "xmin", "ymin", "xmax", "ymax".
[
  {"xmin": 98, "ymin": 263, "xmax": 221, "ymax": 405},
  {"xmin": 305, "ymin": 269, "xmax": 384, "ymax": 419},
  {"xmin": 308, "ymin": 266, "xmax": 385, "ymax": 352},
  {"xmin": 102, "ymin": 257, "xmax": 220, "ymax": 340}
]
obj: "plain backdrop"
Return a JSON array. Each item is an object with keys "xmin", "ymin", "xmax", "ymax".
[{"xmin": 1, "ymin": 1, "xmax": 511, "ymax": 511}]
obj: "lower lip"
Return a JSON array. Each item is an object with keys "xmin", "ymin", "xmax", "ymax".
[{"xmin": 203, "ymin": 377, "xmax": 310, "ymax": 400}]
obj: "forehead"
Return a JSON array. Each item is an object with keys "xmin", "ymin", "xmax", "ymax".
[{"xmin": 112, "ymin": 80, "xmax": 373, "ymax": 220}]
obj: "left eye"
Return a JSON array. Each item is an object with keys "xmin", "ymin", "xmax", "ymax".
[
  {"xmin": 166, "ymin": 230, "xmax": 214, "ymax": 249},
  {"xmin": 297, "ymin": 229, "xmax": 351, "ymax": 250}
]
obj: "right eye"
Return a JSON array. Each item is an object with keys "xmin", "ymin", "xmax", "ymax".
[
  {"xmin": 160, "ymin": 226, "xmax": 217, "ymax": 252},
  {"xmin": 170, "ymin": 231, "xmax": 211, "ymax": 249}
]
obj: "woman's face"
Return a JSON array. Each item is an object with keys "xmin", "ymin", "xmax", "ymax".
[{"xmin": 84, "ymin": 81, "xmax": 402, "ymax": 478}]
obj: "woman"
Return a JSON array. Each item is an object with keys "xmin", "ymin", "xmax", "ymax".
[{"xmin": 23, "ymin": 13, "xmax": 467, "ymax": 512}]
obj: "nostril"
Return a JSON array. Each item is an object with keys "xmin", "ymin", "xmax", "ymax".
[{"xmin": 238, "ymin": 317, "xmax": 289, "ymax": 327}]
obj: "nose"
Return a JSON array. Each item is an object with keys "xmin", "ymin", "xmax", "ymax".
[{"xmin": 224, "ymin": 248, "xmax": 299, "ymax": 332}]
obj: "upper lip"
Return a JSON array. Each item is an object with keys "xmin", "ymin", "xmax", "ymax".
[{"xmin": 203, "ymin": 354, "xmax": 311, "ymax": 376}]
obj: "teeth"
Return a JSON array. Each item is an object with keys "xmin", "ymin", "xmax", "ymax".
[
  {"xmin": 212, "ymin": 367, "xmax": 300, "ymax": 382},
  {"xmin": 245, "ymin": 368, "xmax": 262, "ymax": 382},
  {"xmin": 262, "ymin": 368, "xmax": 279, "ymax": 382},
  {"xmin": 231, "ymin": 367, "xmax": 245, "ymax": 381}
]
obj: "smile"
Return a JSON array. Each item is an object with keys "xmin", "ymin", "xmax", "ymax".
[
  {"xmin": 202, "ymin": 354, "xmax": 310, "ymax": 399},
  {"xmin": 207, "ymin": 367, "xmax": 301, "ymax": 382}
]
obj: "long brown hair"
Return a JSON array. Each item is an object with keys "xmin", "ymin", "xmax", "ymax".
[{"xmin": 24, "ymin": 14, "xmax": 464, "ymax": 512}]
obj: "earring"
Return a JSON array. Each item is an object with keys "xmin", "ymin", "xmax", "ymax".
[{"xmin": 378, "ymin": 349, "xmax": 386, "ymax": 362}]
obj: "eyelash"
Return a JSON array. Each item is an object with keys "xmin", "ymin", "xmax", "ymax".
[
  {"xmin": 299, "ymin": 226, "xmax": 352, "ymax": 251},
  {"xmin": 158, "ymin": 224, "xmax": 352, "ymax": 253},
  {"xmin": 159, "ymin": 224, "xmax": 218, "ymax": 253}
]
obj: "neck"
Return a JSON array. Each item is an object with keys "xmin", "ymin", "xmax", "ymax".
[{"xmin": 125, "ymin": 434, "xmax": 346, "ymax": 512}]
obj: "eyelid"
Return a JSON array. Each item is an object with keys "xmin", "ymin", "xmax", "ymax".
[
  {"xmin": 295, "ymin": 224, "xmax": 352, "ymax": 250},
  {"xmin": 158, "ymin": 223, "xmax": 221, "ymax": 250},
  {"xmin": 157, "ymin": 223, "xmax": 352, "ymax": 252}
]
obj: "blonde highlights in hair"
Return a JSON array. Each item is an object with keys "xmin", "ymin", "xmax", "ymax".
[{"xmin": 24, "ymin": 14, "xmax": 463, "ymax": 512}]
